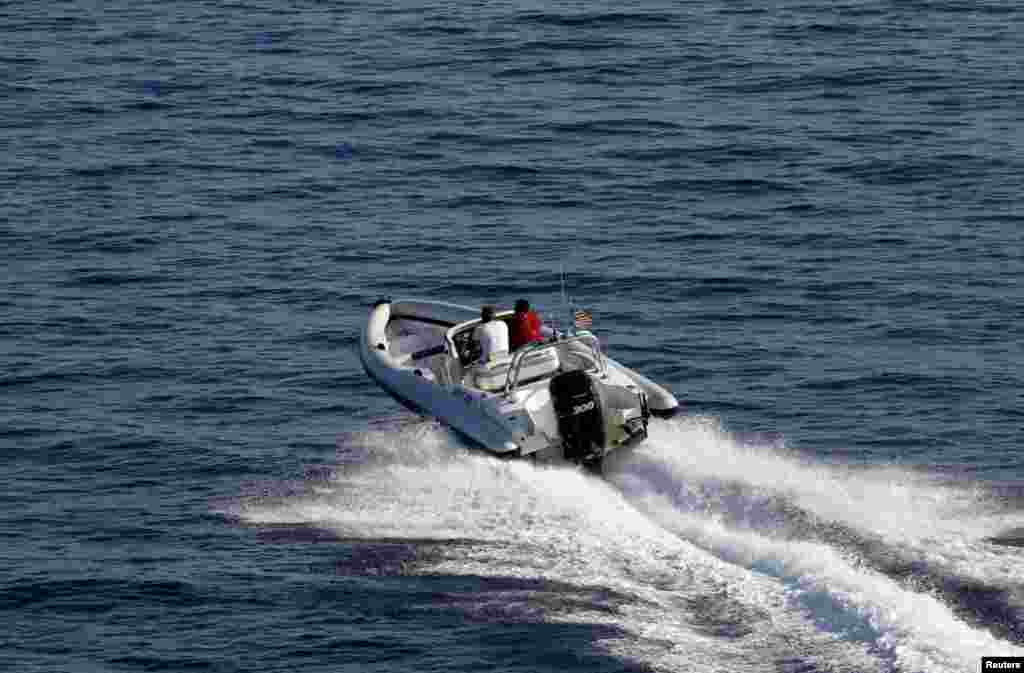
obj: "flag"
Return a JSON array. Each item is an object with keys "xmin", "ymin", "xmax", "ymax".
[{"xmin": 574, "ymin": 309, "xmax": 593, "ymax": 330}]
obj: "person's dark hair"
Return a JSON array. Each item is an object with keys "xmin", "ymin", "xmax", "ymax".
[
  {"xmin": 514, "ymin": 299, "xmax": 529, "ymax": 313},
  {"xmin": 481, "ymin": 305, "xmax": 495, "ymax": 322}
]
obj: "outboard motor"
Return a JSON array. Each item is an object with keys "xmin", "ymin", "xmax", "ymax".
[{"xmin": 550, "ymin": 370, "xmax": 606, "ymax": 463}]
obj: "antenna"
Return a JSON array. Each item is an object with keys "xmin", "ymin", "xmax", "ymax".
[
  {"xmin": 561, "ymin": 263, "xmax": 581, "ymax": 337},
  {"xmin": 560, "ymin": 263, "xmax": 570, "ymax": 336},
  {"xmin": 560, "ymin": 263, "xmax": 566, "ymax": 310}
]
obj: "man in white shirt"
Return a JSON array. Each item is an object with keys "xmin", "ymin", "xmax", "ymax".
[{"xmin": 475, "ymin": 305, "xmax": 509, "ymax": 364}]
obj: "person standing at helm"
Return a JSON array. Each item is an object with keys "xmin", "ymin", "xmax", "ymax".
[
  {"xmin": 475, "ymin": 305, "xmax": 509, "ymax": 364},
  {"xmin": 509, "ymin": 299, "xmax": 545, "ymax": 351}
]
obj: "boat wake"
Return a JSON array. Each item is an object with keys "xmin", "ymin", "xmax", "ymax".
[
  {"xmin": 610, "ymin": 418, "xmax": 1024, "ymax": 669},
  {"xmin": 217, "ymin": 415, "xmax": 1024, "ymax": 672}
]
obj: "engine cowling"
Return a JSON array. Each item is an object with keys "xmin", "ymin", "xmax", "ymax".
[{"xmin": 550, "ymin": 370, "xmax": 606, "ymax": 463}]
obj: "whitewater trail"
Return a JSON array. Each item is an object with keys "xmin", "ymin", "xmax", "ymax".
[
  {"xmin": 224, "ymin": 416, "xmax": 1024, "ymax": 672},
  {"xmin": 611, "ymin": 417, "xmax": 1024, "ymax": 668}
]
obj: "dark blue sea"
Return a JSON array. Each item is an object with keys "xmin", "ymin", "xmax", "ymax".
[{"xmin": 3, "ymin": 1, "xmax": 1023, "ymax": 671}]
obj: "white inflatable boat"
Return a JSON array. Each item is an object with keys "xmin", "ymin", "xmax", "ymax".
[{"xmin": 359, "ymin": 299, "xmax": 680, "ymax": 470}]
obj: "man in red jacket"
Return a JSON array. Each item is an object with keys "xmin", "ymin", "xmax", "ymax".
[{"xmin": 509, "ymin": 299, "xmax": 545, "ymax": 351}]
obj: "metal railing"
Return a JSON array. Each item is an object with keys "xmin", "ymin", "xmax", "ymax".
[{"xmin": 504, "ymin": 334, "xmax": 605, "ymax": 394}]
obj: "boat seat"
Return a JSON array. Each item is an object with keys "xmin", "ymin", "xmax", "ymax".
[
  {"xmin": 473, "ymin": 348, "xmax": 560, "ymax": 391},
  {"xmin": 473, "ymin": 353, "xmax": 512, "ymax": 392},
  {"xmin": 513, "ymin": 347, "xmax": 560, "ymax": 385}
]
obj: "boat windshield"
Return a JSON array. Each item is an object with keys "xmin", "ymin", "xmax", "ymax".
[{"xmin": 504, "ymin": 334, "xmax": 604, "ymax": 392}]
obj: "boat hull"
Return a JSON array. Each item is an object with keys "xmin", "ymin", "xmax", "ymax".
[{"xmin": 359, "ymin": 299, "xmax": 680, "ymax": 467}]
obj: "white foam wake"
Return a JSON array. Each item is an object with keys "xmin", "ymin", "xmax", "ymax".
[
  {"xmin": 222, "ymin": 418, "xmax": 1024, "ymax": 672},
  {"xmin": 609, "ymin": 416, "xmax": 1024, "ymax": 671},
  {"xmin": 635, "ymin": 417, "xmax": 1024, "ymax": 597}
]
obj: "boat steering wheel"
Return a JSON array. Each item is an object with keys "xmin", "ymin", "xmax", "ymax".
[{"xmin": 453, "ymin": 330, "xmax": 482, "ymax": 366}]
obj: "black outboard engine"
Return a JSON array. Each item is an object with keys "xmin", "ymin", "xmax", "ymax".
[{"xmin": 550, "ymin": 369, "xmax": 606, "ymax": 463}]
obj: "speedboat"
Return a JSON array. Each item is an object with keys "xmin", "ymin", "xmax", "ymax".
[{"xmin": 359, "ymin": 298, "xmax": 680, "ymax": 470}]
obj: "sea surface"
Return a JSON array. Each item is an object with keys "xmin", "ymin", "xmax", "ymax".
[{"xmin": 2, "ymin": 1, "xmax": 1023, "ymax": 671}]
